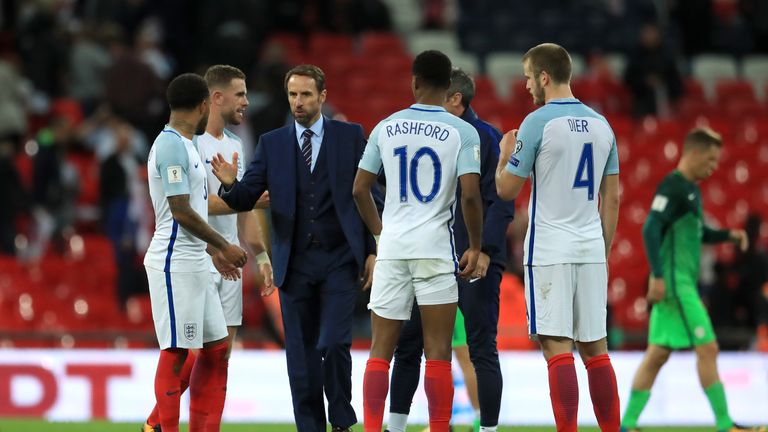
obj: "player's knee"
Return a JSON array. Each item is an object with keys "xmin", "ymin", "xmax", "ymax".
[
  {"xmin": 647, "ymin": 349, "xmax": 671, "ymax": 368},
  {"xmin": 696, "ymin": 341, "xmax": 719, "ymax": 361},
  {"xmin": 423, "ymin": 339, "xmax": 452, "ymax": 361}
]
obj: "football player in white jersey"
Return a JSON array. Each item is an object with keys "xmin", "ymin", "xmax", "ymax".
[
  {"xmin": 143, "ymin": 73, "xmax": 247, "ymax": 432},
  {"xmin": 495, "ymin": 43, "xmax": 621, "ymax": 432},
  {"xmin": 352, "ymin": 50, "xmax": 483, "ymax": 432},
  {"xmin": 143, "ymin": 65, "xmax": 273, "ymax": 432}
]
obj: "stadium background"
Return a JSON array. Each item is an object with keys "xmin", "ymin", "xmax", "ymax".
[{"xmin": 0, "ymin": 0, "xmax": 766, "ymax": 429}]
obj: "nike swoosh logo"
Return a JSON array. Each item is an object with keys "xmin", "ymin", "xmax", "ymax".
[
  {"xmin": 194, "ymin": 163, "xmax": 199, "ymax": 168},
  {"xmin": 205, "ymin": 159, "xmax": 211, "ymax": 164},
  {"xmin": 166, "ymin": 390, "xmax": 180, "ymax": 396}
]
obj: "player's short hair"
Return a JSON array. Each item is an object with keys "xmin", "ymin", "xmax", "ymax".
[
  {"xmin": 523, "ymin": 43, "xmax": 572, "ymax": 85},
  {"xmin": 204, "ymin": 64, "xmax": 246, "ymax": 89},
  {"xmin": 413, "ymin": 50, "xmax": 452, "ymax": 89},
  {"xmin": 284, "ymin": 64, "xmax": 326, "ymax": 93},
  {"xmin": 447, "ymin": 67, "xmax": 475, "ymax": 109},
  {"xmin": 683, "ymin": 127, "xmax": 722, "ymax": 152},
  {"xmin": 166, "ymin": 73, "xmax": 209, "ymax": 111}
]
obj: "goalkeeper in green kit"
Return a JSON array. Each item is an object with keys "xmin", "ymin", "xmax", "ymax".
[{"xmin": 620, "ymin": 127, "xmax": 764, "ymax": 432}]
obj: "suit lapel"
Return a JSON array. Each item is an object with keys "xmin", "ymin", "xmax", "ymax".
[
  {"xmin": 283, "ymin": 124, "xmax": 298, "ymax": 213},
  {"xmin": 323, "ymin": 117, "xmax": 339, "ymax": 190}
]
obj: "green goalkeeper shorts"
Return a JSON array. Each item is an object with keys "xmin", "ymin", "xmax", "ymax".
[
  {"xmin": 452, "ymin": 309, "xmax": 467, "ymax": 348},
  {"xmin": 648, "ymin": 284, "xmax": 716, "ymax": 349}
]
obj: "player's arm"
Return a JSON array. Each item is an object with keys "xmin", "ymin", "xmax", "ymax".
[
  {"xmin": 600, "ymin": 139, "xmax": 621, "ymax": 259},
  {"xmin": 599, "ymin": 174, "xmax": 620, "ymax": 259},
  {"xmin": 457, "ymin": 127, "xmax": 483, "ymax": 278},
  {"xmin": 702, "ymin": 224, "xmax": 749, "ymax": 251},
  {"xmin": 238, "ymin": 210, "xmax": 274, "ymax": 294},
  {"xmin": 495, "ymin": 130, "xmax": 527, "ymax": 200},
  {"xmin": 214, "ymin": 137, "xmax": 268, "ymax": 211},
  {"xmin": 352, "ymin": 125, "xmax": 384, "ymax": 240},
  {"xmin": 480, "ymin": 127, "xmax": 515, "ymax": 259},
  {"xmin": 209, "ymin": 194, "xmax": 237, "ymax": 215},
  {"xmin": 642, "ymin": 181, "xmax": 683, "ymax": 302},
  {"xmin": 167, "ymin": 194, "xmax": 245, "ymax": 267}
]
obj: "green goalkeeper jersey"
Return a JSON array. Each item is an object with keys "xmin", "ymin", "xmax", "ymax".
[{"xmin": 643, "ymin": 170, "xmax": 730, "ymax": 289}]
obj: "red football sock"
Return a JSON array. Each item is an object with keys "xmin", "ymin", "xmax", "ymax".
[
  {"xmin": 424, "ymin": 359, "xmax": 453, "ymax": 432},
  {"xmin": 189, "ymin": 340, "xmax": 229, "ymax": 432},
  {"xmin": 148, "ymin": 350, "xmax": 196, "ymax": 426},
  {"xmin": 205, "ymin": 341, "xmax": 230, "ymax": 432},
  {"xmin": 363, "ymin": 358, "xmax": 390, "ymax": 432},
  {"xmin": 154, "ymin": 349, "xmax": 189, "ymax": 432},
  {"xmin": 585, "ymin": 354, "xmax": 620, "ymax": 432},
  {"xmin": 547, "ymin": 353, "xmax": 579, "ymax": 432}
]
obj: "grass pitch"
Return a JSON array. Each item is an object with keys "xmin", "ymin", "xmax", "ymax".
[{"xmin": 0, "ymin": 420, "xmax": 715, "ymax": 432}]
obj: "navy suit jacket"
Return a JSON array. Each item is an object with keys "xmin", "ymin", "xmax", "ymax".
[{"xmin": 219, "ymin": 117, "xmax": 378, "ymax": 287}]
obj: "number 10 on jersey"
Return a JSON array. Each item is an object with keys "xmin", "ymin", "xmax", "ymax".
[{"xmin": 394, "ymin": 146, "xmax": 442, "ymax": 203}]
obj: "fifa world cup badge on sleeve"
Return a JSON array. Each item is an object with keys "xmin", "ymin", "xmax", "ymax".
[{"xmin": 168, "ymin": 166, "xmax": 183, "ymax": 183}]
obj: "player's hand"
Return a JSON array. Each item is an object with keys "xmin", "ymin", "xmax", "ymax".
[
  {"xmin": 259, "ymin": 262, "xmax": 275, "ymax": 296},
  {"xmin": 730, "ymin": 229, "xmax": 749, "ymax": 252},
  {"xmin": 646, "ymin": 277, "xmax": 666, "ymax": 304},
  {"xmin": 360, "ymin": 254, "xmax": 376, "ymax": 291},
  {"xmin": 473, "ymin": 252, "xmax": 490, "ymax": 279},
  {"xmin": 211, "ymin": 252, "xmax": 241, "ymax": 281},
  {"xmin": 221, "ymin": 243, "xmax": 247, "ymax": 267},
  {"xmin": 211, "ymin": 152, "xmax": 239, "ymax": 187},
  {"xmin": 458, "ymin": 248, "xmax": 480, "ymax": 279},
  {"xmin": 499, "ymin": 129, "xmax": 519, "ymax": 159},
  {"xmin": 254, "ymin": 191, "xmax": 270, "ymax": 209}
]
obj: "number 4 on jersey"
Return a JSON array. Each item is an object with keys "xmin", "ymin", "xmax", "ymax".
[{"xmin": 573, "ymin": 142, "xmax": 594, "ymax": 200}]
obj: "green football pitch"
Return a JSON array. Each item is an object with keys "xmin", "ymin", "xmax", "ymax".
[{"xmin": 0, "ymin": 420, "xmax": 715, "ymax": 432}]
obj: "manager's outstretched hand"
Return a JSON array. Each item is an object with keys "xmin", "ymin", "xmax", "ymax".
[{"xmin": 211, "ymin": 152, "xmax": 239, "ymax": 187}]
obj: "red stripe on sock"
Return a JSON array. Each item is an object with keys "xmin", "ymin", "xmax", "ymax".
[
  {"xmin": 363, "ymin": 358, "xmax": 390, "ymax": 432},
  {"xmin": 425, "ymin": 360, "xmax": 453, "ymax": 432},
  {"xmin": 547, "ymin": 353, "xmax": 578, "ymax": 432},
  {"xmin": 585, "ymin": 354, "xmax": 620, "ymax": 432}
]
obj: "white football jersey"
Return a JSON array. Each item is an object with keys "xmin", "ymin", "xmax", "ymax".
[
  {"xmin": 507, "ymin": 98, "xmax": 620, "ymax": 266},
  {"xmin": 144, "ymin": 126, "xmax": 210, "ymax": 272},
  {"xmin": 197, "ymin": 129, "xmax": 245, "ymax": 272},
  {"xmin": 358, "ymin": 104, "xmax": 481, "ymax": 265}
]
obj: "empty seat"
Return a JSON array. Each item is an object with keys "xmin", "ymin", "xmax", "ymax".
[
  {"xmin": 742, "ymin": 55, "xmax": 768, "ymax": 101},
  {"xmin": 487, "ymin": 52, "xmax": 525, "ymax": 99},
  {"xmin": 308, "ymin": 33, "xmax": 355, "ymax": 55},
  {"xmin": 691, "ymin": 54, "xmax": 738, "ymax": 100},
  {"xmin": 714, "ymin": 79, "xmax": 756, "ymax": 104},
  {"xmin": 406, "ymin": 31, "xmax": 460, "ymax": 57},
  {"xmin": 604, "ymin": 52, "xmax": 627, "ymax": 80},
  {"xmin": 450, "ymin": 52, "xmax": 479, "ymax": 76},
  {"xmin": 359, "ymin": 32, "xmax": 405, "ymax": 56}
]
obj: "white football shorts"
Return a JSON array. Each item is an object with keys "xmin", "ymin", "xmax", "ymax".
[
  {"xmin": 146, "ymin": 267, "xmax": 228, "ymax": 349},
  {"xmin": 212, "ymin": 272, "xmax": 243, "ymax": 326},
  {"xmin": 368, "ymin": 259, "xmax": 458, "ymax": 320},
  {"xmin": 523, "ymin": 263, "xmax": 608, "ymax": 342}
]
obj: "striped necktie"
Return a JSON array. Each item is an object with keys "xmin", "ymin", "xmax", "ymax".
[{"xmin": 300, "ymin": 129, "xmax": 313, "ymax": 169}]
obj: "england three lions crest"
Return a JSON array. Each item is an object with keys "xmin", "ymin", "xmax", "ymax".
[{"xmin": 184, "ymin": 323, "xmax": 198, "ymax": 341}]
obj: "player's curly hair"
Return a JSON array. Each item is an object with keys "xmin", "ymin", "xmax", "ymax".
[
  {"xmin": 166, "ymin": 73, "xmax": 209, "ymax": 111},
  {"xmin": 523, "ymin": 43, "xmax": 572, "ymax": 85},
  {"xmin": 413, "ymin": 50, "xmax": 452, "ymax": 89},
  {"xmin": 204, "ymin": 64, "xmax": 246, "ymax": 89}
]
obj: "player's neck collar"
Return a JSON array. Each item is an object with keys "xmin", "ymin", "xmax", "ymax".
[{"xmin": 409, "ymin": 103, "xmax": 446, "ymax": 112}]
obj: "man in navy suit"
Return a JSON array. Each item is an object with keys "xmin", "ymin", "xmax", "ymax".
[{"xmin": 211, "ymin": 64, "xmax": 377, "ymax": 432}]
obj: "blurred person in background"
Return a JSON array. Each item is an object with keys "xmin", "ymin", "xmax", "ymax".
[
  {"xmin": 79, "ymin": 105, "xmax": 149, "ymax": 161},
  {"xmin": 98, "ymin": 116, "xmax": 148, "ymax": 310},
  {"xmin": 26, "ymin": 113, "xmax": 81, "ymax": 261},
  {"xmin": 0, "ymin": 139, "xmax": 26, "ymax": 255},
  {"xmin": 67, "ymin": 22, "xmax": 113, "ymax": 116},
  {"xmin": 621, "ymin": 128, "xmax": 761, "ymax": 432},
  {"xmin": 0, "ymin": 54, "xmax": 29, "ymax": 147},
  {"xmin": 623, "ymin": 22, "xmax": 683, "ymax": 118}
]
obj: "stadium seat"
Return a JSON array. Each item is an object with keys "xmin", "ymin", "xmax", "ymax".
[
  {"xmin": 603, "ymin": 52, "xmax": 627, "ymax": 80},
  {"xmin": 486, "ymin": 52, "xmax": 525, "ymax": 99},
  {"xmin": 308, "ymin": 33, "xmax": 355, "ymax": 55},
  {"xmin": 714, "ymin": 79, "xmax": 757, "ymax": 105},
  {"xmin": 691, "ymin": 54, "xmax": 739, "ymax": 100},
  {"xmin": 450, "ymin": 52, "xmax": 479, "ymax": 76},
  {"xmin": 742, "ymin": 55, "xmax": 768, "ymax": 101},
  {"xmin": 359, "ymin": 32, "xmax": 405, "ymax": 56},
  {"xmin": 406, "ymin": 31, "xmax": 461, "ymax": 57},
  {"xmin": 382, "ymin": 0, "xmax": 421, "ymax": 33}
]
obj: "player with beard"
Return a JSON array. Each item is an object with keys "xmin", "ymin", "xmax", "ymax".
[
  {"xmin": 495, "ymin": 43, "xmax": 621, "ymax": 431},
  {"xmin": 143, "ymin": 66, "xmax": 273, "ymax": 432},
  {"xmin": 143, "ymin": 73, "xmax": 247, "ymax": 432}
]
